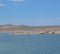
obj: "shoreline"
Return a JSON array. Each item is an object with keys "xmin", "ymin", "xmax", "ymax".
[
  {"xmin": 0, "ymin": 25, "xmax": 60, "ymax": 34},
  {"xmin": 0, "ymin": 31, "xmax": 60, "ymax": 35}
]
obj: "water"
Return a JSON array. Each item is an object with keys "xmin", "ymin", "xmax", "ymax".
[{"xmin": 0, "ymin": 33, "xmax": 60, "ymax": 54}]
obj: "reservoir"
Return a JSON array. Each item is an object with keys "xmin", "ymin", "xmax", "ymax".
[{"xmin": 0, "ymin": 33, "xmax": 60, "ymax": 54}]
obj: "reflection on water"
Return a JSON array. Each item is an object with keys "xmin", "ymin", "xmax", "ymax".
[{"xmin": 0, "ymin": 33, "xmax": 60, "ymax": 54}]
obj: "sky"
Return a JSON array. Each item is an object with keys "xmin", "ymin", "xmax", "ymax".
[{"xmin": 0, "ymin": 0, "xmax": 60, "ymax": 26}]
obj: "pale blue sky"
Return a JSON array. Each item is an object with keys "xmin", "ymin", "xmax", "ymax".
[{"xmin": 0, "ymin": 0, "xmax": 60, "ymax": 26}]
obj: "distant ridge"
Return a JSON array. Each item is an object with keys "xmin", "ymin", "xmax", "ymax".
[
  {"xmin": 0, "ymin": 24, "xmax": 60, "ymax": 34},
  {"xmin": 0, "ymin": 24, "xmax": 60, "ymax": 27}
]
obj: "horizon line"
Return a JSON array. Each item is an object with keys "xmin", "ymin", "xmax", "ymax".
[{"xmin": 0, "ymin": 24, "xmax": 60, "ymax": 26}]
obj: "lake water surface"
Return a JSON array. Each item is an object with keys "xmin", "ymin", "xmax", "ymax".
[{"xmin": 0, "ymin": 33, "xmax": 60, "ymax": 54}]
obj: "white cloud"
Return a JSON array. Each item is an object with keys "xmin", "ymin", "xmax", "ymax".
[
  {"xmin": 0, "ymin": 3, "xmax": 7, "ymax": 6},
  {"xmin": 9, "ymin": 0, "xmax": 24, "ymax": 2}
]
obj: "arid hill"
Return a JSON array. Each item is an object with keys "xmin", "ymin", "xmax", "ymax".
[{"xmin": 0, "ymin": 24, "xmax": 60, "ymax": 34}]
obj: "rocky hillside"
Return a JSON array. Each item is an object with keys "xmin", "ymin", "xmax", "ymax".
[{"xmin": 0, "ymin": 24, "xmax": 60, "ymax": 34}]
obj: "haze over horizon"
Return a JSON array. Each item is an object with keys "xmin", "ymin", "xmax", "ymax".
[{"xmin": 0, "ymin": 0, "xmax": 60, "ymax": 26}]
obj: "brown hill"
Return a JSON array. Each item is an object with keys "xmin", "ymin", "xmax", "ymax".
[{"xmin": 0, "ymin": 24, "xmax": 60, "ymax": 34}]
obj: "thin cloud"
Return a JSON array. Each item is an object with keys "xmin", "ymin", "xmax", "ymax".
[
  {"xmin": 0, "ymin": 3, "xmax": 7, "ymax": 6},
  {"xmin": 9, "ymin": 0, "xmax": 24, "ymax": 2}
]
